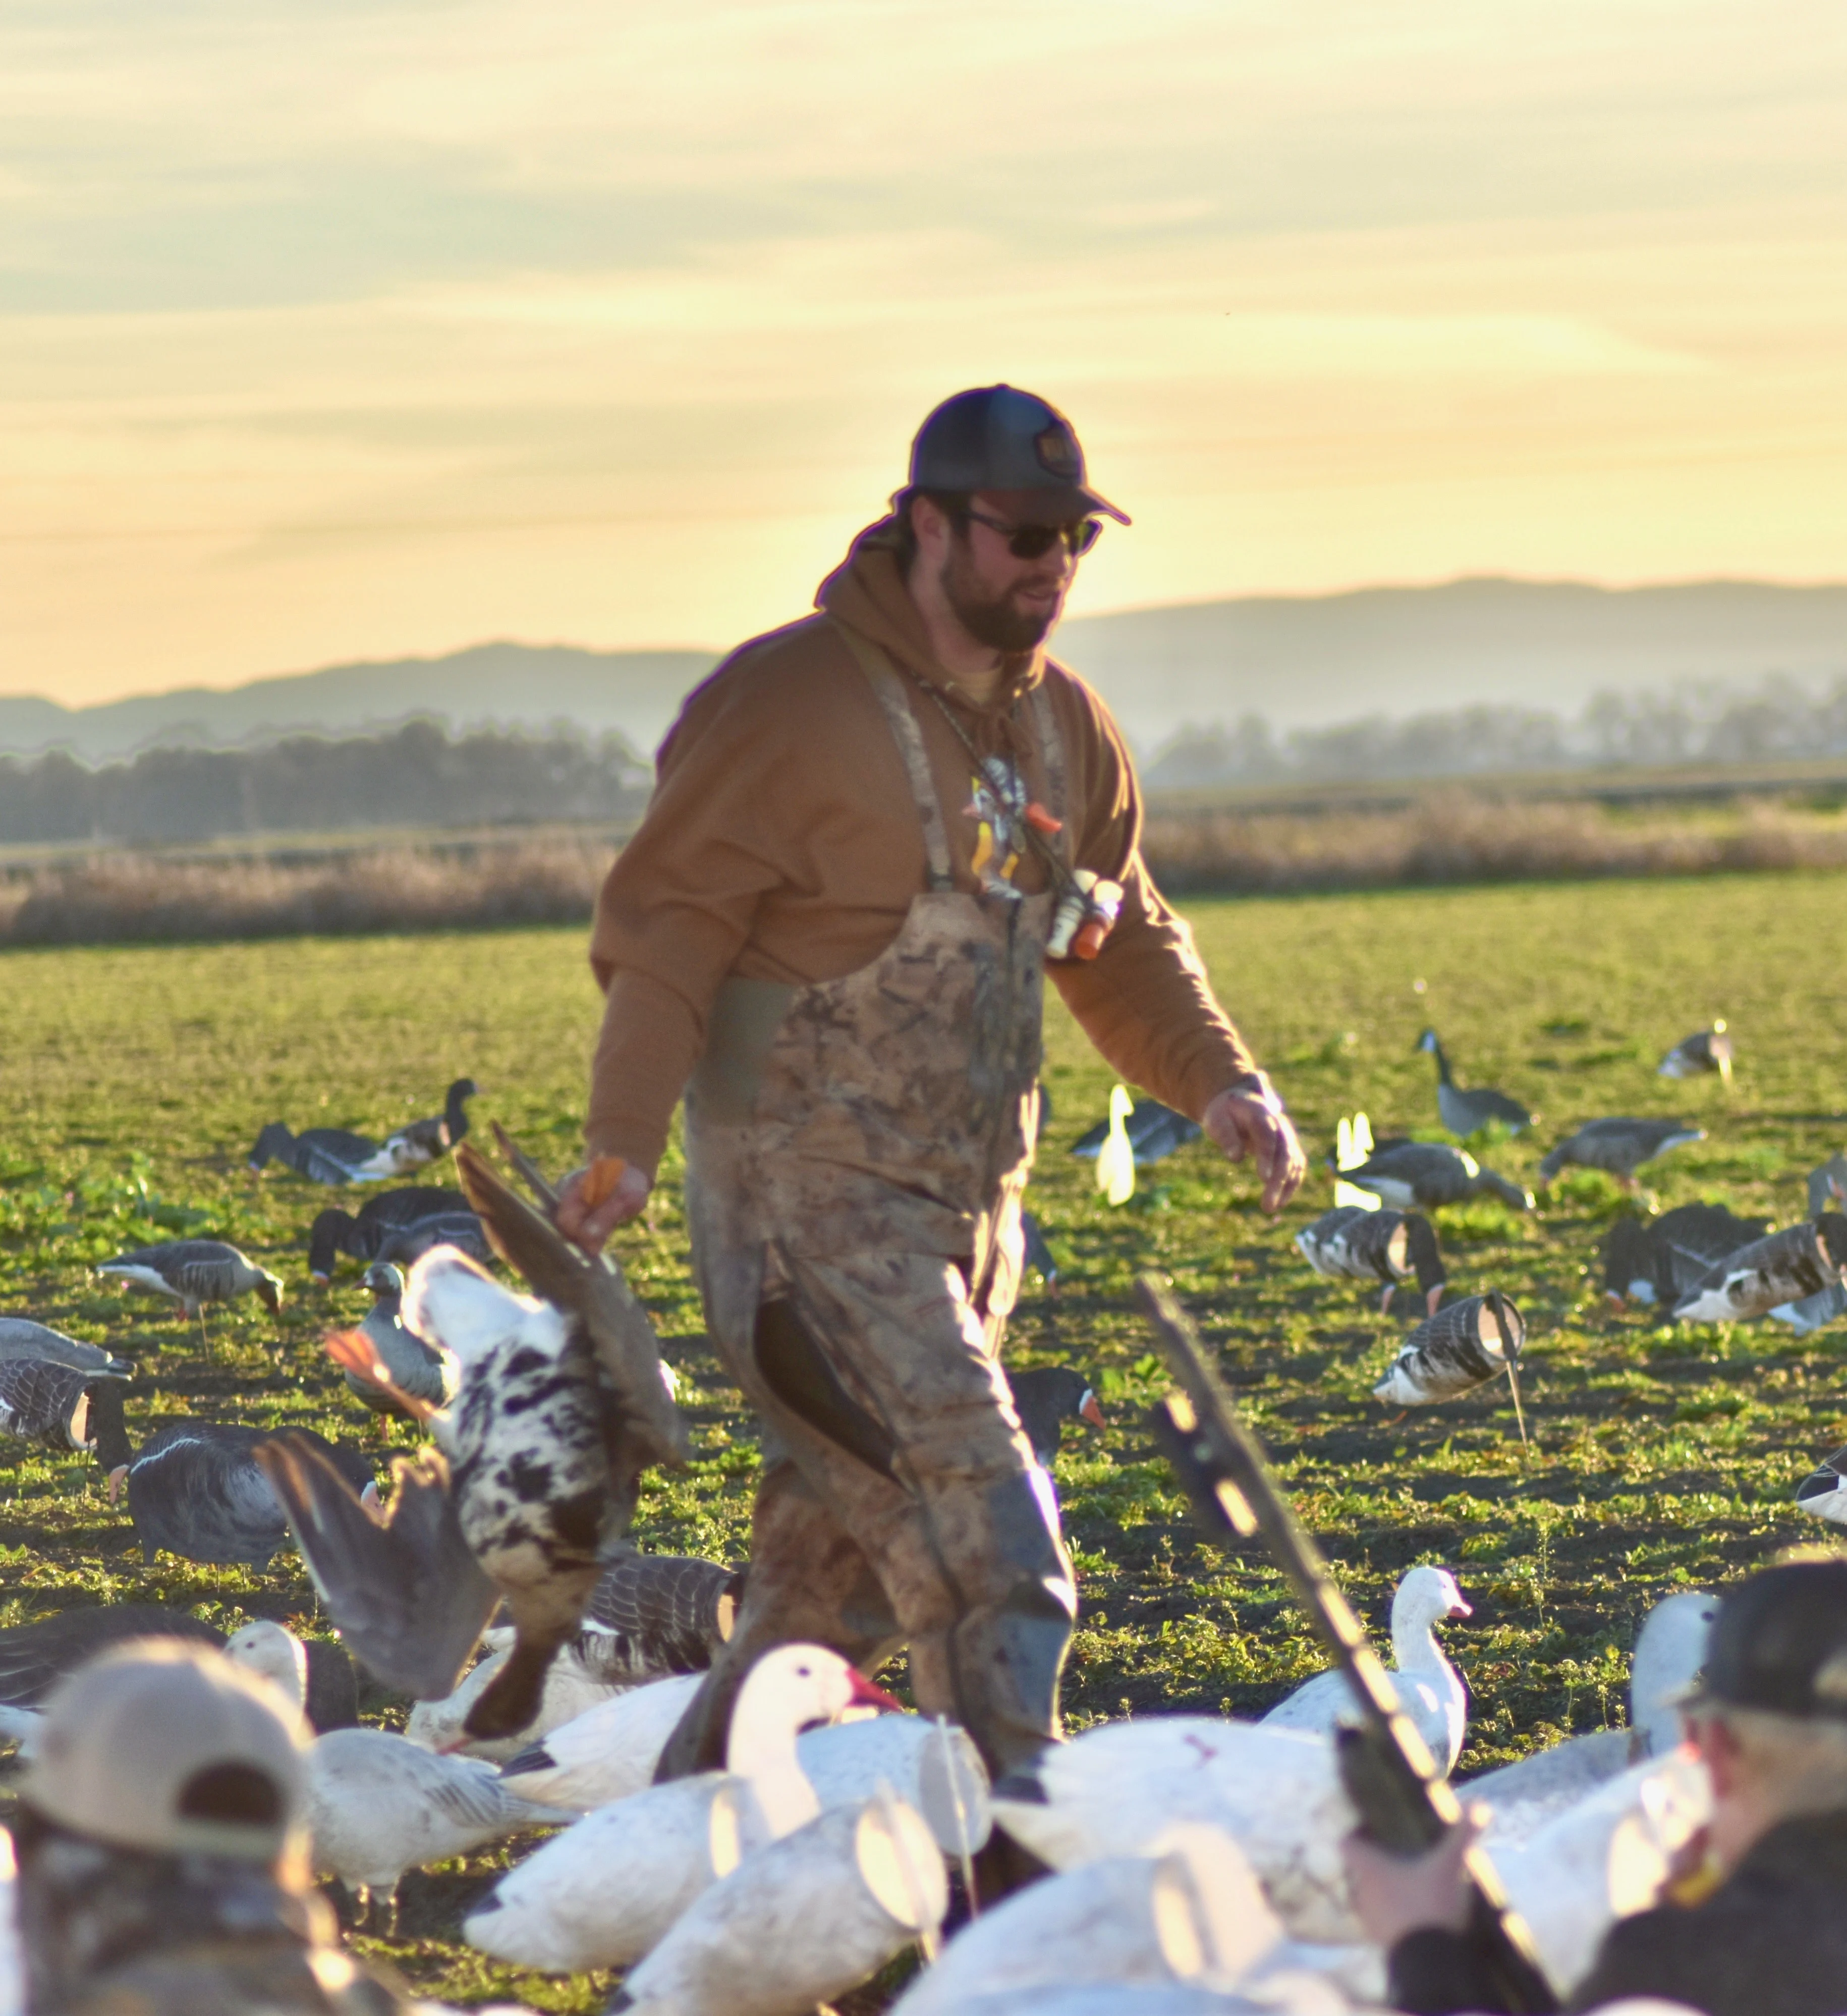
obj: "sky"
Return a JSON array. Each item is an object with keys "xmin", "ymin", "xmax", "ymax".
[{"xmin": 5, "ymin": 1, "xmax": 1847, "ymax": 707}]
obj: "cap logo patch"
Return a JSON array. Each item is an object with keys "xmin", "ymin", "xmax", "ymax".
[{"xmin": 1034, "ymin": 424, "xmax": 1080, "ymax": 479}]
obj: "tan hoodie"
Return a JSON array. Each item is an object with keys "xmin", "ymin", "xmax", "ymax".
[{"xmin": 586, "ymin": 519, "xmax": 1257, "ymax": 1175}]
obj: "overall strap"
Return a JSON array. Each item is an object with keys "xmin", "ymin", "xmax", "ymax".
[
  {"xmin": 830, "ymin": 620, "xmax": 956, "ymax": 891},
  {"xmin": 1027, "ymin": 682, "xmax": 1069, "ymax": 842}
]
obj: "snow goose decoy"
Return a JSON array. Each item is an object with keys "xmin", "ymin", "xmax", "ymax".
[
  {"xmin": 1414, "ymin": 1029, "xmax": 1533, "ymax": 1137},
  {"xmin": 376, "ymin": 1076, "xmax": 478, "ymax": 1173},
  {"xmin": 463, "ymin": 1641, "xmax": 898, "ymax": 1973},
  {"xmin": 1296, "ymin": 1205, "xmax": 1446, "ymax": 1316},
  {"xmin": 1600, "ymin": 1203, "xmax": 1769, "ymax": 1306},
  {"xmin": 1007, "ymin": 1366, "xmax": 1107, "ymax": 1466},
  {"xmin": 116, "ymin": 1421, "xmax": 374, "ymax": 1569},
  {"xmin": 1658, "ymin": 1020, "xmax": 1732, "ymax": 1084},
  {"xmin": 306, "ymin": 1184, "xmax": 485, "ymax": 1281},
  {"xmin": 304, "ymin": 1724, "xmax": 556, "ymax": 1931},
  {"xmin": 494, "ymin": 1669, "xmax": 706, "ymax": 1804},
  {"xmin": 1260, "ymin": 1564, "xmax": 1472, "ymax": 1774},
  {"xmin": 1072, "ymin": 1096, "xmax": 1202, "ymax": 1168},
  {"xmin": 1539, "ymin": 1117, "xmax": 1705, "ymax": 1190},
  {"xmin": 95, "ymin": 1239, "xmax": 282, "ymax": 1345},
  {"xmin": 336, "ymin": 1262, "xmax": 457, "ymax": 1428},
  {"xmin": 1332, "ymin": 1138, "xmax": 1533, "ymax": 1213},
  {"xmin": 1373, "ymin": 1290, "xmax": 1527, "ymax": 1424},
  {"xmin": 1673, "ymin": 1213, "xmax": 1847, "ymax": 1325},
  {"xmin": 247, "ymin": 1121, "xmax": 396, "ymax": 1186},
  {"xmin": 259, "ymin": 1136, "xmax": 687, "ymax": 1739},
  {"xmin": 1797, "ymin": 1445, "xmax": 1847, "ymax": 1527}
]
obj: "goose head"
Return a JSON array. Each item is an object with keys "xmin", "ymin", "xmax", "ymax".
[
  {"xmin": 1390, "ymin": 1565, "xmax": 1472, "ymax": 1668},
  {"xmin": 1630, "ymin": 1591, "xmax": 1718, "ymax": 1756},
  {"xmin": 253, "ymin": 1268, "xmax": 285, "ymax": 1316},
  {"xmin": 1816, "ymin": 1213, "xmax": 1847, "ymax": 1274},
  {"xmin": 226, "ymin": 1620, "xmax": 309, "ymax": 1714},
  {"xmin": 724, "ymin": 1643, "xmax": 899, "ymax": 1776},
  {"xmin": 83, "ymin": 1379, "xmax": 133, "ymax": 1478},
  {"xmin": 444, "ymin": 1079, "xmax": 480, "ymax": 1136},
  {"xmin": 363, "ymin": 1261, "xmax": 405, "ymax": 1306},
  {"xmin": 1402, "ymin": 1214, "xmax": 1446, "ymax": 1316},
  {"xmin": 248, "ymin": 1122, "xmax": 295, "ymax": 1173},
  {"xmin": 308, "ymin": 1209, "xmax": 358, "ymax": 1283},
  {"xmin": 402, "ymin": 1247, "xmax": 565, "ymax": 1372}
]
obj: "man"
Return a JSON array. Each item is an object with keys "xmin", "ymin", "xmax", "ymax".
[
  {"xmin": 557, "ymin": 384, "xmax": 1305, "ymax": 1811},
  {"xmin": 11, "ymin": 1641, "xmax": 411, "ymax": 2014},
  {"xmin": 1346, "ymin": 1556, "xmax": 1847, "ymax": 2016}
]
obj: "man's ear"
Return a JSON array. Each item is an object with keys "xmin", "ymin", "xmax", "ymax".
[
  {"xmin": 1691, "ymin": 1712, "xmax": 1742, "ymax": 1795},
  {"xmin": 909, "ymin": 491, "xmax": 951, "ymax": 560}
]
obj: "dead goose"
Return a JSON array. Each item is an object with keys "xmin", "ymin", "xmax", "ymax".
[
  {"xmin": 1333, "ymin": 1138, "xmax": 1533, "ymax": 1213},
  {"xmin": 307, "ymin": 1185, "xmax": 486, "ymax": 1281},
  {"xmin": 257, "ymin": 1137, "xmax": 688, "ymax": 1740},
  {"xmin": 1538, "ymin": 1116, "xmax": 1705, "ymax": 1189},
  {"xmin": 1296, "ymin": 1205, "xmax": 1446, "ymax": 1315},
  {"xmin": 1414, "ymin": 1030, "xmax": 1533, "ymax": 1137},
  {"xmin": 377, "ymin": 1077, "xmax": 479, "ymax": 1172},
  {"xmin": 1673, "ymin": 1215, "xmax": 1847, "ymax": 1325},
  {"xmin": 1658, "ymin": 1020, "xmax": 1733, "ymax": 1083},
  {"xmin": 1374, "ymin": 1290, "xmax": 1526, "ymax": 1411},
  {"xmin": 1601, "ymin": 1202, "xmax": 1770, "ymax": 1306},
  {"xmin": 337, "ymin": 1262, "xmax": 457, "ymax": 1427},
  {"xmin": 96, "ymin": 1238, "xmax": 283, "ymax": 1344},
  {"xmin": 248, "ymin": 1120, "xmax": 396, "ymax": 1185}
]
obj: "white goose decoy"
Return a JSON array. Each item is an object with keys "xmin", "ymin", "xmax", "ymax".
[
  {"xmin": 494, "ymin": 1669, "xmax": 704, "ymax": 1804},
  {"xmin": 304, "ymin": 1725, "xmax": 557, "ymax": 1930},
  {"xmin": 1673, "ymin": 1215, "xmax": 1847, "ymax": 1325},
  {"xmin": 464, "ymin": 1642, "xmax": 895, "ymax": 1972},
  {"xmin": 1260, "ymin": 1565, "xmax": 1472, "ymax": 1774},
  {"xmin": 1373, "ymin": 1291, "xmax": 1526, "ymax": 1412},
  {"xmin": 1092, "ymin": 1084, "xmax": 1137, "ymax": 1206},
  {"xmin": 1295, "ymin": 1205, "xmax": 1446, "ymax": 1316}
]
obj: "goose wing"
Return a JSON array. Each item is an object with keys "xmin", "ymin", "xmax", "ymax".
[
  {"xmin": 0, "ymin": 1605, "xmax": 223, "ymax": 1708},
  {"xmin": 255, "ymin": 1432, "xmax": 496, "ymax": 1699},
  {"xmin": 0, "ymin": 1359, "xmax": 92, "ymax": 1447}
]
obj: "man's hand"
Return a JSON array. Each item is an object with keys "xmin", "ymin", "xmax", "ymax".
[
  {"xmin": 554, "ymin": 1159, "xmax": 653, "ymax": 1256},
  {"xmin": 1341, "ymin": 1807, "xmax": 1485, "ymax": 1948},
  {"xmin": 1201, "ymin": 1077, "xmax": 1306, "ymax": 1214}
]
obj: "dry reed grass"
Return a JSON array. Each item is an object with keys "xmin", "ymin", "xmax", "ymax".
[{"xmin": 4, "ymin": 794, "xmax": 1845, "ymax": 945}]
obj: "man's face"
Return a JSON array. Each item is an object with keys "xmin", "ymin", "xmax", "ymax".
[{"xmin": 936, "ymin": 489, "xmax": 1080, "ymax": 653}]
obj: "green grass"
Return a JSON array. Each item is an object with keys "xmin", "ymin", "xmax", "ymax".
[{"xmin": 0, "ymin": 873, "xmax": 1843, "ymax": 2003}]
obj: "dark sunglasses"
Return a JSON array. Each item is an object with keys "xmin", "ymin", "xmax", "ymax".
[{"xmin": 959, "ymin": 506, "xmax": 1103, "ymax": 560}]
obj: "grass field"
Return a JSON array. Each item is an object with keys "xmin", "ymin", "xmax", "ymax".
[{"xmin": 1, "ymin": 872, "xmax": 1843, "ymax": 2007}]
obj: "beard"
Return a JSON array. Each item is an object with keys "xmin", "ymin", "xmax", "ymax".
[{"xmin": 938, "ymin": 543, "xmax": 1060, "ymax": 653}]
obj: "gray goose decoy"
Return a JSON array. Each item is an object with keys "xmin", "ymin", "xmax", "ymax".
[
  {"xmin": 1070, "ymin": 1097, "xmax": 1201, "ymax": 1166},
  {"xmin": 248, "ymin": 1120, "xmax": 396, "ymax": 1186},
  {"xmin": 1808, "ymin": 1155, "xmax": 1847, "ymax": 1218},
  {"xmin": 1414, "ymin": 1030, "xmax": 1533, "ymax": 1137},
  {"xmin": 1601, "ymin": 1202, "xmax": 1769, "ymax": 1305},
  {"xmin": 1020, "ymin": 1209, "xmax": 1060, "ymax": 1292},
  {"xmin": 1537, "ymin": 1117, "xmax": 1704, "ymax": 1189},
  {"xmin": 1297, "ymin": 1204, "xmax": 1447, "ymax": 1315},
  {"xmin": 257, "ymin": 1136, "xmax": 687, "ymax": 1740},
  {"xmin": 569, "ymin": 1551, "xmax": 744, "ymax": 1687},
  {"xmin": 0, "ymin": 1319, "xmax": 131, "ymax": 1379},
  {"xmin": 307, "ymin": 1185, "xmax": 487, "ymax": 1281},
  {"xmin": 95, "ymin": 1238, "xmax": 283, "ymax": 1344},
  {"xmin": 377, "ymin": 1077, "xmax": 479, "ymax": 1173},
  {"xmin": 1006, "ymin": 1366, "xmax": 1106, "ymax": 1466},
  {"xmin": 114, "ymin": 1420, "xmax": 375, "ymax": 1569},
  {"xmin": 338, "ymin": 1262, "xmax": 458, "ymax": 1426},
  {"xmin": 0, "ymin": 1356, "xmax": 129, "ymax": 1476},
  {"xmin": 1674, "ymin": 1214, "xmax": 1847, "ymax": 1325},
  {"xmin": 1658, "ymin": 1020, "xmax": 1733, "ymax": 1084},
  {"xmin": 1797, "ymin": 1447, "xmax": 1847, "ymax": 1528},
  {"xmin": 1374, "ymin": 1290, "xmax": 1526, "ymax": 1409},
  {"xmin": 1333, "ymin": 1138, "xmax": 1534, "ymax": 1213}
]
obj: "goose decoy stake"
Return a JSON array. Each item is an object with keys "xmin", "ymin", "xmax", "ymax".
[
  {"xmin": 1539, "ymin": 1116, "xmax": 1704, "ymax": 1189},
  {"xmin": 1297, "ymin": 1204, "xmax": 1446, "ymax": 1315},
  {"xmin": 1414, "ymin": 1029, "xmax": 1533, "ymax": 1137}
]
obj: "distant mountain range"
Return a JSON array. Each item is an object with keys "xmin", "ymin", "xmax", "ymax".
[{"xmin": 6, "ymin": 578, "xmax": 1846, "ymax": 763}]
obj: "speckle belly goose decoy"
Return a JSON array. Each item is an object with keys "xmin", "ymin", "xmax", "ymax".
[
  {"xmin": 1674, "ymin": 1215, "xmax": 1847, "ymax": 1325},
  {"xmin": 116, "ymin": 1420, "xmax": 374, "ymax": 1569},
  {"xmin": 247, "ymin": 1121, "xmax": 396, "ymax": 1185},
  {"xmin": 1006, "ymin": 1366, "xmax": 1106, "ymax": 1467},
  {"xmin": 1071, "ymin": 1095, "xmax": 1201, "ymax": 1167},
  {"xmin": 258, "ymin": 1136, "xmax": 688, "ymax": 1740},
  {"xmin": 1538, "ymin": 1117, "xmax": 1704, "ymax": 1189},
  {"xmin": 1261, "ymin": 1564, "xmax": 1472, "ymax": 1774},
  {"xmin": 1658, "ymin": 1020, "xmax": 1732, "ymax": 1083},
  {"xmin": 376, "ymin": 1077, "xmax": 479, "ymax": 1172},
  {"xmin": 1601, "ymin": 1202, "xmax": 1769, "ymax": 1305},
  {"xmin": 1297, "ymin": 1205, "xmax": 1446, "ymax": 1315},
  {"xmin": 1414, "ymin": 1030, "xmax": 1533, "ymax": 1137},
  {"xmin": 1374, "ymin": 1290, "xmax": 1526, "ymax": 1413},
  {"xmin": 337, "ymin": 1262, "xmax": 458, "ymax": 1427},
  {"xmin": 1333, "ymin": 1138, "xmax": 1533, "ymax": 1213},
  {"xmin": 96, "ymin": 1239, "xmax": 283, "ymax": 1343},
  {"xmin": 307, "ymin": 1185, "xmax": 485, "ymax": 1281}
]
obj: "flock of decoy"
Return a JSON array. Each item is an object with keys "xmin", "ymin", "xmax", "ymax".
[{"xmin": 0, "ymin": 1014, "xmax": 1841, "ymax": 2013}]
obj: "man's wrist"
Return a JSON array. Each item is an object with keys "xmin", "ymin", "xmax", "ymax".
[{"xmin": 1220, "ymin": 1070, "xmax": 1286, "ymax": 1115}]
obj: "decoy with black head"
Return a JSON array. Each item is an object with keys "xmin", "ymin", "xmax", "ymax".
[
  {"xmin": 1297, "ymin": 1204, "xmax": 1447, "ymax": 1316},
  {"xmin": 337, "ymin": 1262, "xmax": 457, "ymax": 1428},
  {"xmin": 1539, "ymin": 1117, "xmax": 1705, "ymax": 1190},
  {"xmin": 96, "ymin": 1239, "xmax": 282, "ymax": 1347},
  {"xmin": 1332, "ymin": 1138, "xmax": 1534, "ymax": 1213},
  {"xmin": 1005, "ymin": 1366, "xmax": 1106, "ymax": 1467},
  {"xmin": 1658, "ymin": 1020, "xmax": 1733, "ymax": 1084},
  {"xmin": 307, "ymin": 1185, "xmax": 485, "ymax": 1281},
  {"xmin": 247, "ymin": 1121, "xmax": 396, "ymax": 1185},
  {"xmin": 1414, "ymin": 1030, "xmax": 1533, "ymax": 1138},
  {"xmin": 1601, "ymin": 1202, "xmax": 1770, "ymax": 1306},
  {"xmin": 1375, "ymin": 1290, "xmax": 1527, "ymax": 1419},
  {"xmin": 1673, "ymin": 1215, "xmax": 1847, "ymax": 1325},
  {"xmin": 1808, "ymin": 1154, "xmax": 1847, "ymax": 1220},
  {"xmin": 259, "ymin": 1134, "xmax": 688, "ymax": 1740},
  {"xmin": 1070, "ymin": 1097, "xmax": 1201, "ymax": 1167},
  {"xmin": 377, "ymin": 1077, "xmax": 479, "ymax": 1173}
]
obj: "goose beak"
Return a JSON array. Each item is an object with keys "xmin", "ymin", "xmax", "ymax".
[
  {"xmin": 1447, "ymin": 1599, "xmax": 1473, "ymax": 1621},
  {"xmin": 1425, "ymin": 1285, "xmax": 1444, "ymax": 1318},
  {"xmin": 1079, "ymin": 1390, "xmax": 1107, "ymax": 1432},
  {"xmin": 849, "ymin": 1670, "xmax": 904, "ymax": 1715}
]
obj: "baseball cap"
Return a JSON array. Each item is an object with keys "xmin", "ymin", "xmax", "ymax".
[
  {"xmin": 23, "ymin": 1641, "xmax": 309, "ymax": 1860},
  {"xmin": 909, "ymin": 386, "xmax": 1130, "ymax": 526},
  {"xmin": 1676, "ymin": 1558, "xmax": 1847, "ymax": 1721}
]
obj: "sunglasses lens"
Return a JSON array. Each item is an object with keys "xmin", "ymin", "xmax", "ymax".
[
  {"xmin": 1070, "ymin": 518, "xmax": 1103, "ymax": 556},
  {"xmin": 1005, "ymin": 519, "xmax": 1102, "ymax": 559}
]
